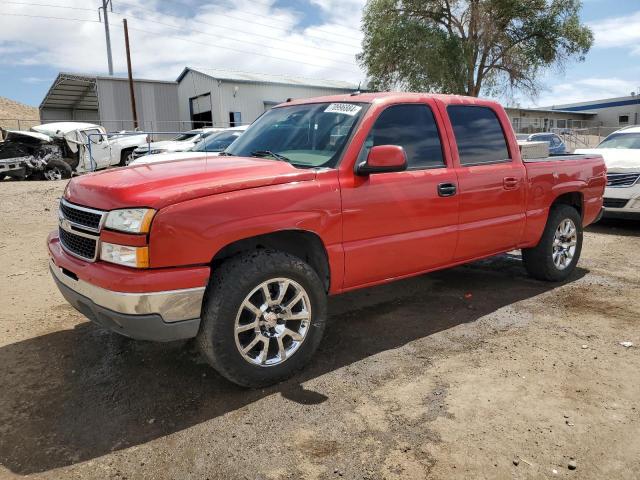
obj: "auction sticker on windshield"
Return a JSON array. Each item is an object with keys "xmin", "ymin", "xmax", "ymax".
[{"xmin": 324, "ymin": 103, "xmax": 362, "ymax": 116}]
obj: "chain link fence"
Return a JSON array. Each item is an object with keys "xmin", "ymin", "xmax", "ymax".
[{"xmin": 0, "ymin": 118, "xmax": 250, "ymax": 141}]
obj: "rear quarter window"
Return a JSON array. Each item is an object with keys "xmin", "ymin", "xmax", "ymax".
[{"xmin": 447, "ymin": 106, "xmax": 510, "ymax": 166}]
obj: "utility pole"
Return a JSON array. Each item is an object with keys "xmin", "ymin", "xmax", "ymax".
[
  {"xmin": 99, "ymin": 0, "xmax": 114, "ymax": 75},
  {"xmin": 123, "ymin": 19, "xmax": 138, "ymax": 129}
]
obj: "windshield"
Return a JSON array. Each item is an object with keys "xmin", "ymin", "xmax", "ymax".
[
  {"xmin": 225, "ymin": 102, "xmax": 366, "ymax": 168},
  {"xmin": 597, "ymin": 132, "xmax": 640, "ymax": 149},
  {"xmin": 192, "ymin": 130, "xmax": 243, "ymax": 152},
  {"xmin": 171, "ymin": 132, "xmax": 199, "ymax": 142}
]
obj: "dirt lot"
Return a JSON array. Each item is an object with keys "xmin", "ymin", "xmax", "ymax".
[{"xmin": 0, "ymin": 180, "xmax": 638, "ymax": 480}]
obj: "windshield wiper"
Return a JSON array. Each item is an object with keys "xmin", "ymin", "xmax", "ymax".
[
  {"xmin": 218, "ymin": 151, "xmax": 232, "ymax": 156},
  {"xmin": 250, "ymin": 150, "xmax": 291, "ymax": 162}
]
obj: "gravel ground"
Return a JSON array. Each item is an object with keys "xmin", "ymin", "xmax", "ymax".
[{"xmin": 0, "ymin": 180, "xmax": 638, "ymax": 480}]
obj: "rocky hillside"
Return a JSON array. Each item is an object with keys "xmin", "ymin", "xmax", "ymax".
[{"xmin": 0, "ymin": 96, "xmax": 39, "ymax": 133}]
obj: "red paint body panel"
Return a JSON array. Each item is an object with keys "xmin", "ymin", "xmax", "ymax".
[{"xmin": 49, "ymin": 92, "xmax": 606, "ymax": 298}]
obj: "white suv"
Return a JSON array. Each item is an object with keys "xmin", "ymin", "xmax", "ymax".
[{"xmin": 576, "ymin": 126, "xmax": 640, "ymax": 219}]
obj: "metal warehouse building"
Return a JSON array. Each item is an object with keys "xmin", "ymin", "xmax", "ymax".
[
  {"xmin": 549, "ymin": 94, "xmax": 640, "ymax": 128},
  {"xmin": 39, "ymin": 72, "xmax": 179, "ymax": 132},
  {"xmin": 39, "ymin": 69, "xmax": 358, "ymax": 133},
  {"xmin": 176, "ymin": 68, "xmax": 358, "ymax": 128}
]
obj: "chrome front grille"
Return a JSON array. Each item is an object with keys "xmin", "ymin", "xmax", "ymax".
[
  {"xmin": 59, "ymin": 227, "xmax": 98, "ymax": 260},
  {"xmin": 606, "ymin": 173, "xmax": 640, "ymax": 188},
  {"xmin": 58, "ymin": 200, "xmax": 105, "ymax": 261}
]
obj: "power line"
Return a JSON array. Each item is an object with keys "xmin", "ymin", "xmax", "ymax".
[
  {"xmin": 4, "ymin": 0, "xmax": 362, "ymax": 52},
  {"xmin": 122, "ymin": 22, "xmax": 360, "ymax": 75},
  {"xmin": 0, "ymin": 12, "xmax": 100, "ymax": 23},
  {"xmin": 3, "ymin": 1, "xmax": 96, "ymax": 12},
  {"xmin": 109, "ymin": 5, "xmax": 358, "ymax": 57},
  {"xmin": 117, "ymin": 0, "xmax": 363, "ymax": 49},
  {"xmin": 0, "ymin": 12, "xmax": 362, "ymax": 75},
  {"xmin": 158, "ymin": 0, "xmax": 364, "ymax": 39},
  {"xmin": 106, "ymin": 10, "xmax": 358, "ymax": 66}
]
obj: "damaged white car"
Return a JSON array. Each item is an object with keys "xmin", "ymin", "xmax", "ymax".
[{"xmin": 0, "ymin": 122, "xmax": 124, "ymax": 181}]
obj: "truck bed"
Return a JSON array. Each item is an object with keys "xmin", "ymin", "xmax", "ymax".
[{"xmin": 523, "ymin": 153, "xmax": 603, "ymax": 163}]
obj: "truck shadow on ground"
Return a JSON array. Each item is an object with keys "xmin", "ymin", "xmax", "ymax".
[{"xmin": 0, "ymin": 254, "xmax": 587, "ymax": 475}]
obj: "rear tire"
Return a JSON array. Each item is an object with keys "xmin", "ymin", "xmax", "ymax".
[
  {"xmin": 197, "ymin": 249, "xmax": 327, "ymax": 388},
  {"xmin": 522, "ymin": 204, "xmax": 583, "ymax": 282}
]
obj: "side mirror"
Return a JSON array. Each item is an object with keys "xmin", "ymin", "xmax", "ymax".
[{"xmin": 356, "ymin": 145, "xmax": 408, "ymax": 175}]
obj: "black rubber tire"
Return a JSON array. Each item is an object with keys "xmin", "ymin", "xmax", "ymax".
[
  {"xmin": 197, "ymin": 249, "xmax": 327, "ymax": 388},
  {"xmin": 522, "ymin": 204, "xmax": 583, "ymax": 282},
  {"xmin": 119, "ymin": 148, "xmax": 135, "ymax": 166},
  {"xmin": 43, "ymin": 159, "xmax": 73, "ymax": 180}
]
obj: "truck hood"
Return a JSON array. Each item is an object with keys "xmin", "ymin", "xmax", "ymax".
[
  {"xmin": 574, "ymin": 148, "xmax": 640, "ymax": 173},
  {"xmin": 64, "ymin": 156, "xmax": 317, "ymax": 210}
]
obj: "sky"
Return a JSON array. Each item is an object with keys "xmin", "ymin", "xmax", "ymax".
[{"xmin": 0, "ymin": 0, "xmax": 639, "ymax": 110}]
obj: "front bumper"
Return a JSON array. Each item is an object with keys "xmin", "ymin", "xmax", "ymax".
[
  {"xmin": 603, "ymin": 184, "xmax": 640, "ymax": 219},
  {"xmin": 50, "ymin": 260, "xmax": 204, "ymax": 341}
]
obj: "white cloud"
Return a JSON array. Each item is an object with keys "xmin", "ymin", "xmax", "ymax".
[
  {"xmin": 0, "ymin": 0, "xmax": 366, "ymax": 83},
  {"xmin": 531, "ymin": 77, "xmax": 638, "ymax": 107},
  {"xmin": 589, "ymin": 10, "xmax": 640, "ymax": 54}
]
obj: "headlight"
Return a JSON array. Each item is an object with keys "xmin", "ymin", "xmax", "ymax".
[
  {"xmin": 105, "ymin": 208, "xmax": 155, "ymax": 233},
  {"xmin": 101, "ymin": 243, "xmax": 149, "ymax": 268}
]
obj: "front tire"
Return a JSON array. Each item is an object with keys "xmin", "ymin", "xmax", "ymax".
[
  {"xmin": 197, "ymin": 250, "xmax": 327, "ymax": 388},
  {"xmin": 522, "ymin": 204, "xmax": 583, "ymax": 282},
  {"xmin": 43, "ymin": 159, "xmax": 72, "ymax": 181},
  {"xmin": 119, "ymin": 148, "xmax": 135, "ymax": 166}
]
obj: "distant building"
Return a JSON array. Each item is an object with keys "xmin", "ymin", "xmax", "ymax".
[
  {"xmin": 546, "ymin": 94, "xmax": 640, "ymax": 127},
  {"xmin": 504, "ymin": 106, "xmax": 597, "ymax": 133},
  {"xmin": 176, "ymin": 68, "xmax": 358, "ymax": 128},
  {"xmin": 39, "ymin": 72, "xmax": 179, "ymax": 132},
  {"xmin": 39, "ymin": 69, "xmax": 358, "ymax": 133}
]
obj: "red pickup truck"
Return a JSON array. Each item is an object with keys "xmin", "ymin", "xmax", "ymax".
[{"xmin": 48, "ymin": 93, "xmax": 606, "ymax": 387}]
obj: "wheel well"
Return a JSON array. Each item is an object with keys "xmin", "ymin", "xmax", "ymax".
[
  {"xmin": 120, "ymin": 147, "xmax": 135, "ymax": 161},
  {"xmin": 211, "ymin": 230, "xmax": 331, "ymax": 291},
  {"xmin": 552, "ymin": 192, "xmax": 583, "ymax": 217}
]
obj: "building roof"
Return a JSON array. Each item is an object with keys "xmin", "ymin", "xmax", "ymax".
[
  {"xmin": 543, "ymin": 95, "xmax": 640, "ymax": 112},
  {"xmin": 505, "ymin": 106, "xmax": 597, "ymax": 116},
  {"xmin": 39, "ymin": 72, "xmax": 176, "ymax": 111},
  {"xmin": 177, "ymin": 67, "xmax": 359, "ymax": 90}
]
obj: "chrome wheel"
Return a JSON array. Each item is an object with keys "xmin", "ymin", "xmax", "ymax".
[
  {"xmin": 552, "ymin": 219, "xmax": 577, "ymax": 270},
  {"xmin": 44, "ymin": 167, "xmax": 62, "ymax": 181},
  {"xmin": 234, "ymin": 278, "xmax": 311, "ymax": 367},
  {"xmin": 126, "ymin": 152, "xmax": 135, "ymax": 165}
]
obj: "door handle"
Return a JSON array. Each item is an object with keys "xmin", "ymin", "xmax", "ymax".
[
  {"xmin": 503, "ymin": 177, "xmax": 519, "ymax": 190},
  {"xmin": 438, "ymin": 182, "xmax": 457, "ymax": 197}
]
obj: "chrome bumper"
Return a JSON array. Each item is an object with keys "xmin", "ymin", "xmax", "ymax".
[{"xmin": 49, "ymin": 259, "xmax": 205, "ymax": 323}]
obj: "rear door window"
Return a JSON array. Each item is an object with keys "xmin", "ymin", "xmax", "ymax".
[
  {"xmin": 447, "ymin": 106, "xmax": 510, "ymax": 166},
  {"xmin": 362, "ymin": 104, "xmax": 445, "ymax": 169}
]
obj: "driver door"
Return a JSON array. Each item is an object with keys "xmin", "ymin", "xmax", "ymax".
[
  {"xmin": 340, "ymin": 101, "xmax": 459, "ymax": 289},
  {"xmin": 81, "ymin": 128, "xmax": 111, "ymax": 170}
]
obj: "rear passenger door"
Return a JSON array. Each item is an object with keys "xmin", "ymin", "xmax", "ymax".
[
  {"xmin": 445, "ymin": 105, "xmax": 526, "ymax": 261},
  {"xmin": 340, "ymin": 102, "xmax": 459, "ymax": 288}
]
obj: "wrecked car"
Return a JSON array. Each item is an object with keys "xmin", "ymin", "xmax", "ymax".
[{"xmin": 0, "ymin": 122, "xmax": 121, "ymax": 181}]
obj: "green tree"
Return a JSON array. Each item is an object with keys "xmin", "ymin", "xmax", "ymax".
[{"xmin": 358, "ymin": 0, "xmax": 594, "ymax": 97}]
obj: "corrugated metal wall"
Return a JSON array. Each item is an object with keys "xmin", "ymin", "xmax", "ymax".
[
  {"xmin": 40, "ymin": 108, "xmax": 99, "ymax": 123},
  {"xmin": 177, "ymin": 70, "xmax": 220, "ymax": 127},
  {"xmin": 96, "ymin": 78, "xmax": 179, "ymax": 132},
  {"xmin": 177, "ymin": 70, "xmax": 354, "ymax": 128}
]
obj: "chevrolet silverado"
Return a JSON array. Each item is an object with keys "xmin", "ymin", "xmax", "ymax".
[{"xmin": 48, "ymin": 93, "xmax": 606, "ymax": 387}]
